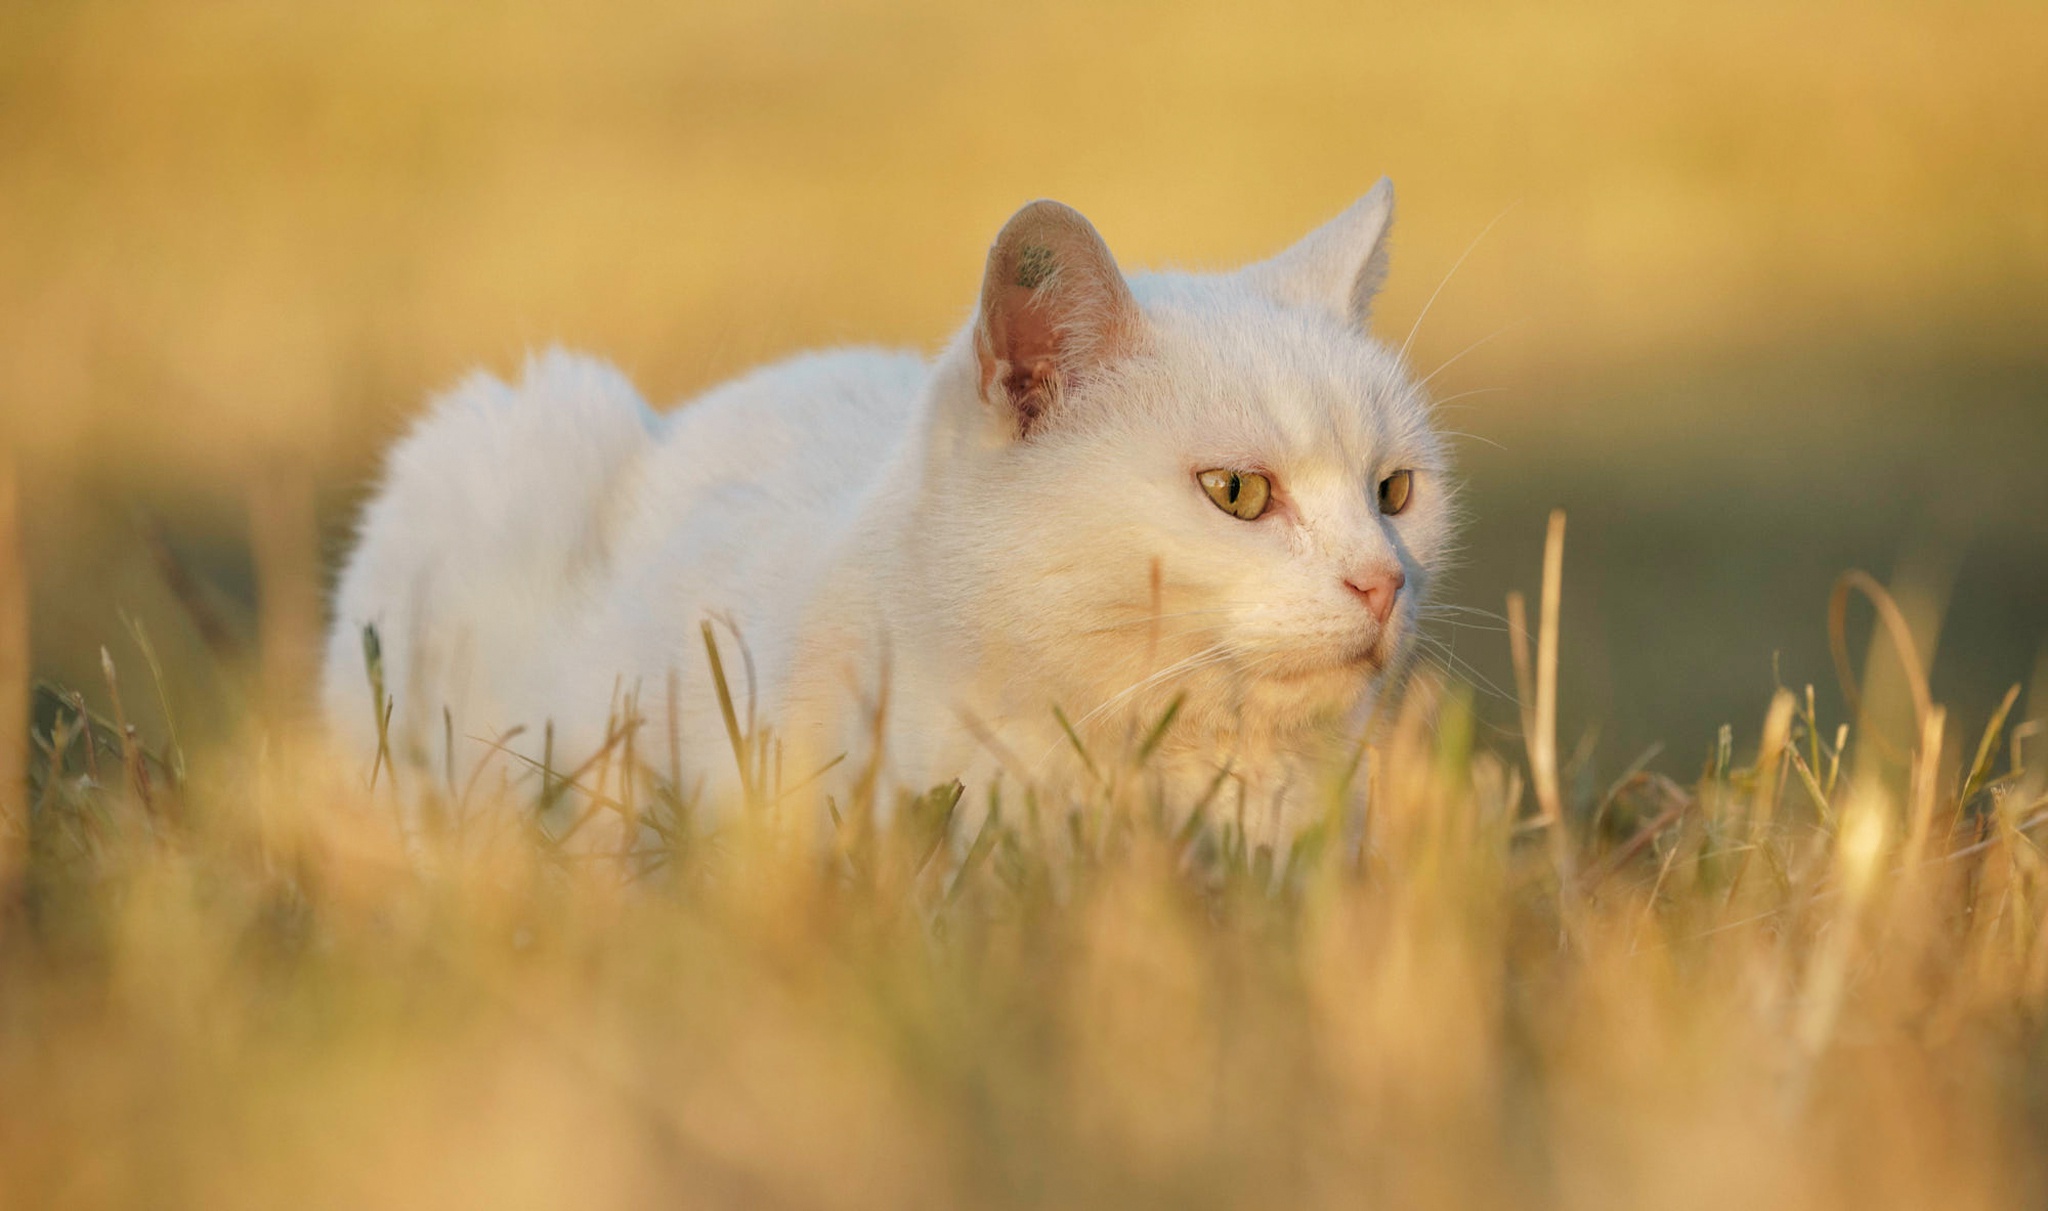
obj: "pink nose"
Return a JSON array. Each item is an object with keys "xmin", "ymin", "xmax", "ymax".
[{"xmin": 1344, "ymin": 565, "xmax": 1405, "ymax": 625}]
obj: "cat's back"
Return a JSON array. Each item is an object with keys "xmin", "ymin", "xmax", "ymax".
[
  {"xmin": 651, "ymin": 347, "xmax": 924, "ymax": 502},
  {"xmin": 568, "ymin": 345, "xmax": 929, "ymax": 708},
  {"xmin": 615, "ymin": 347, "xmax": 927, "ymax": 562}
]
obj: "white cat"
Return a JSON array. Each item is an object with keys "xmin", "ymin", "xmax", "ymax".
[{"xmin": 321, "ymin": 179, "xmax": 1455, "ymax": 845}]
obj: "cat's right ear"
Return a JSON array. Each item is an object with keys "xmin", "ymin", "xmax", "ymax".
[
  {"xmin": 1239, "ymin": 178, "xmax": 1396, "ymax": 329},
  {"xmin": 974, "ymin": 201, "xmax": 1140, "ymax": 438}
]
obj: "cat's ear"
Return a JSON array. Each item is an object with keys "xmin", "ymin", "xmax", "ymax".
[
  {"xmin": 1240, "ymin": 178, "xmax": 1395, "ymax": 328},
  {"xmin": 974, "ymin": 200, "xmax": 1141, "ymax": 438}
]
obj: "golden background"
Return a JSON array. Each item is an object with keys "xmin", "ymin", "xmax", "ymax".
[{"xmin": 4, "ymin": 0, "xmax": 2044, "ymax": 762}]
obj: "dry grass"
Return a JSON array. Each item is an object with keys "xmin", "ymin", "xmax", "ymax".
[
  {"xmin": 4, "ymin": 2, "xmax": 2046, "ymax": 1206},
  {"xmin": 3, "ymin": 498, "xmax": 2044, "ymax": 1210}
]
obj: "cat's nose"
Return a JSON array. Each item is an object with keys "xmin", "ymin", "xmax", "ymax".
[{"xmin": 1344, "ymin": 565, "xmax": 1405, "ymax": 625}]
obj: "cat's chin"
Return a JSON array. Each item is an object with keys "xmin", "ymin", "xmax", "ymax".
[
  {"xmin": 1254, "ymin": 644, "xmax": 1388, "ymax": 709},
  {"xmin": 1232, "ymin": 656, "xmax": 1381, "ymax": 739},
  {"xmin": 1272, "ymin": 635, "xmax": 1395, "ymax": 682}
]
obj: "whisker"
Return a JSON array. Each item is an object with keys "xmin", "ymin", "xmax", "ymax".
[
  {"xmin": 1418, "ymin": 602, "xmax": 1513, "ymax": 622},
  {"xmin": 1419, "ymin": 656, "xmax": 1514, "ymax": 707},
  {"xmin": 1418, "ymin": 603, "xmax": 1517, "ymax": 630},
  {"xmin": 1425, "ymin": 386, "xmax": 1510, "ymax": 412},
  {"xmin": 1069, "ymin": 644, "xmax": 1237, "ymax": 737},
  {"xmin": 1416, "ymin": 322, "xmax": 1525, "ymax": 391},
  {"xmin": 1398, "ymin": 202, "xmax": 1518, "ymax": 365},
  {"xmin": 1410, "ymin": 633, "xmax": 1516, "ymax": 703},
  {"xmin": 1436, "ymin": 428, "xmax": 1506, "ymax": 452},
  {"xmin": 1420, "ymin": 617, "xmax": 1510, "ymax": 635}
]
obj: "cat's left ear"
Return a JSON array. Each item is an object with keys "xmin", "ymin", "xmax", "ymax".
[
  {"xmin": 1240, "ymin": 177, "xmax": 1395, "ymax": 329},
  {"xmin": 975, "ymin": 200, "xmax": 1141, "ymax": 438}
]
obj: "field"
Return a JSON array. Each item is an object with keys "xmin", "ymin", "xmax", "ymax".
[
  {"xmin": 3, "ymin": 0, "xmax": 2047, "ymax": 1206},
  {"xmin": 3, "ymin": 516, "xmax": 2044, "ymax": 1208}
]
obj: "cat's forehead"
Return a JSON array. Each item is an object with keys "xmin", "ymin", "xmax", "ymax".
[{"xmin": 1122, "ymin": 271, "xmax": 1436, "ymax": 468}]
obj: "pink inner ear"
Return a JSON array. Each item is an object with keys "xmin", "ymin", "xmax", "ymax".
[
  {"xmin": 994, "ymin": 281, "xmax": 1062, "ymax": 432},
  {"xmin": 975, "ymin": 200, "xmax": 1140, "ymax": 437}
]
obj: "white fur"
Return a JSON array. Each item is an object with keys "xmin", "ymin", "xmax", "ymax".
[{"xmin": 322, "ymin": 180, "xmax": 1455, "ymax": 844}]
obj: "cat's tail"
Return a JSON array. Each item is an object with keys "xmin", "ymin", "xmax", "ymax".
[{"xmin": 320, "ymin": 348, "xmax": 659, "ymax": 776}]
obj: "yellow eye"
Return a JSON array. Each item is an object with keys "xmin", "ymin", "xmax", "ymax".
[
  {"xmin": 1378, "ymin": 469, "xmax": 1414, "ymax": 516},
  {"xmin": 1198, "ymin": 469, "xmax": 1271, "ymax": 520}
]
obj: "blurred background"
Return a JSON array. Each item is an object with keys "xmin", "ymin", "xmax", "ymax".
[{"xmin": 3, "ymin": 0, "xmax": 2044, "ymax": 774}]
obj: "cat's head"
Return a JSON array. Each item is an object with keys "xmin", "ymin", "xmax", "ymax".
[{"xmin": 927, "ymin": 181, "xmax": 1457, "ymax": 745}]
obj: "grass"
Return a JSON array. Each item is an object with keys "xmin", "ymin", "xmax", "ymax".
[
  {"xmin": 3, "ymin": 3, "xmax": 2043, "ymax": 1203},
  {"xmin": 3, "ymin": 486, "xmax": 2044, "ymax": 1211}
]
